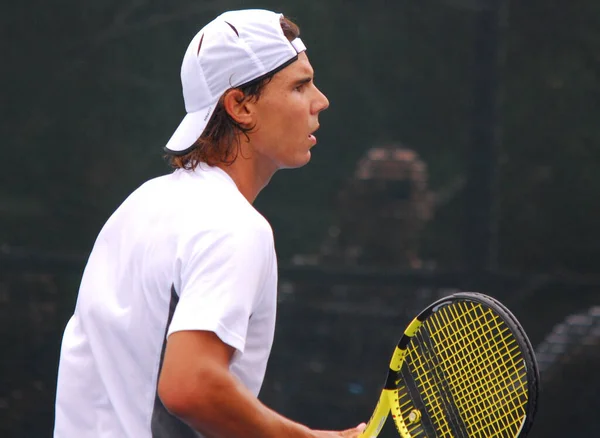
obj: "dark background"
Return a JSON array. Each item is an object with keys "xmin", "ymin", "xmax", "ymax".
[{"xmin": 2, "ymin": 0, "xmax": 599, "ymax": 436}]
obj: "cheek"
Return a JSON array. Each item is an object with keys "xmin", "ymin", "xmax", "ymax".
[
  {"xmin": 285, "ymin": 103, "xmax": 308, "ymax": 135},
  {"xmin": 261, "ymin": 101, "xmax": 304, "ymax": 138}
]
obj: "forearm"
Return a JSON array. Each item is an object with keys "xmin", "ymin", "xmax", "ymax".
[{"xmin": 163, "ymin": 365, "xmax": 315, "ymax": 438}]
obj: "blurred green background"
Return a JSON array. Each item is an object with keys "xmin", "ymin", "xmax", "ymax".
[{"xmin": 1, "ymin": 0, "xmax": 599, "ymax": 436}]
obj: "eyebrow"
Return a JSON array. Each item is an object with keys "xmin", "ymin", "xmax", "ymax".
[{"xmin": 292, "ymin": 76, "xmax": 313, "ymax": 87}]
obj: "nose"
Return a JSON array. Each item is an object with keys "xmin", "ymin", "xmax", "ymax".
[{"xmin": 312, "ymin": 85, "xmax": 330, "ymax": 114}]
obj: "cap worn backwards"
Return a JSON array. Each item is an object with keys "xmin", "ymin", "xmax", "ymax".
[{"xmin": 164, "ymin": 9, "xmax": 307, "ymax": 155}]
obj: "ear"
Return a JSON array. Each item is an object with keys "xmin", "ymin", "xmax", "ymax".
[{"xmin": 222, "ymin": 89, "xmax": 254, "ymax": 127}]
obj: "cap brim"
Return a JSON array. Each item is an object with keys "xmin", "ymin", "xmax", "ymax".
[{"xmin": 164, "ymin": 105, "xmax": 216, "ymax": 155}]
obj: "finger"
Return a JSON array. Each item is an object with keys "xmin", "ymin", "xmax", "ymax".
[{"xmin": 340, "ymin": 422, "xmax": 367, "ymax": 437}]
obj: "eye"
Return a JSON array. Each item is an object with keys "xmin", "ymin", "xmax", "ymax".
[{"xmin": 294, "ymin": 79, "xmax": 312, "ymax": 92}]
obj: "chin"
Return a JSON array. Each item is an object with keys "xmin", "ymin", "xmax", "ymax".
[
  {"xmin": 295, "ymin": 151, "xmax": 313, "ymax": 168},
  {"xmin": 279, "ymin": 151, "xmax": 312, "ymax": 170}
]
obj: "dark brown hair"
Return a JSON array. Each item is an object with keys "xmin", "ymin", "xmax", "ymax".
[{"xmin": 167, "ymin": 16, "xmax": 301, "ymax": 170}]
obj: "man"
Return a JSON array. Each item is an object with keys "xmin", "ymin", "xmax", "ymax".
[
  {"xmin": 54, "ymin": 8, "xmax": 366, "ymax": 438},
  {"xmin": 321, "ymin": 145, "xmax": 434, "ymax": 269}
]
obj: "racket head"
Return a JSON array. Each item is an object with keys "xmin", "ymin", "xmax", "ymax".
[{"xmin": 365, "ymin": 292, "xmax": 539, "ymax": 438}]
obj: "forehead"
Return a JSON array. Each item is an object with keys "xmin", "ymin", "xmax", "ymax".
[{"xmin": 273, "ymin": 52, "xmax": 314, "ymax": 82}]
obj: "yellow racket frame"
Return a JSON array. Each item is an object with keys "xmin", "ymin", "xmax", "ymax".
[{"xmin": 360, "ymin": 318, "xmax": 422, "ymax": 438}]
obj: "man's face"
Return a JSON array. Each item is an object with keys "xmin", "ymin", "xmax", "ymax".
[{"xmin": 247, "ymin": 52, "xmax": 330, "ymax": 171}]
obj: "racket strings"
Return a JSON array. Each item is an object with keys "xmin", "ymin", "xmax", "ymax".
[
  {"xmin": 429, "ymin": 303, "xmax": 527, "ymax": 437},
  {"xmin": 417, "ymin": 333, "xmax": 470, "ymax": 438},
  {"xmin": 399, "ymin": 345, "xmax": 455, "ymax": 437},
  {"xmin": 401, "ymin": 302, "xmax": 529, "ymax": 437},
  {"xmin": 432, "ymin": 305, "xmax": 525, "ymax": 413},
  {"xmin": 432, "ymin": 304, "xmax": 528, "ymax": 436},
  {"xmin": 398, "ymin": 337, "xmax": 461, "ymax": 437}
]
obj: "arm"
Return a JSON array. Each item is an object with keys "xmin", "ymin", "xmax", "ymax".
[{"xmin": 158, "ymin": 330, "xmax": 365, "ymax": 438}]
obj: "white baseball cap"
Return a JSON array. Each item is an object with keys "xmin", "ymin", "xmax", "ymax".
[{"xmin": 164, "ymin": 9, "xmax": 307, "ymax": 155}]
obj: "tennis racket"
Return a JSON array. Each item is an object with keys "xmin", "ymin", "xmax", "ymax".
[{"xmin": 359, "ymin": 292, "xmax": 539, "ymax": 438}]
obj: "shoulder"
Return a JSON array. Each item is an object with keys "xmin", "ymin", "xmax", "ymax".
[
  {"xmin": 119, "ymin": 169, "xmax": 275, "ymax": 251},
  {"xmin": 176, "ymin": 207, "xmax": 276, "ymax": 288},
  {"xmin": 193, "ymin": 211, "xmax": 274, "ymax": 254},
  {"xmin": 176, "ymin": 190, "xmax": 275, "ymax": 260}
]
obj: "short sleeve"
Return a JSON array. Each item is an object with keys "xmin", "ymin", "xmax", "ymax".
[{"xmin": 167, "ymin": 221, "xmax": 274, "ymax": 353}]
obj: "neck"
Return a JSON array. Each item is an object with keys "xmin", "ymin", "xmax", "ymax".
[{"xmin": 216, "ymin": 139, "xmax": 277, "ymax": 204}]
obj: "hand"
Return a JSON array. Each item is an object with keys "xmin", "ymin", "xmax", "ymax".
[{"xmin": 313, "ymin": 422, "xmax": 367, "ymax": 438}]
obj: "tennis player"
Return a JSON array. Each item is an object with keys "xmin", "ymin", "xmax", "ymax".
[{"xmin": 54, "ymin": 8, "xmax": 366, "ymax": 438}]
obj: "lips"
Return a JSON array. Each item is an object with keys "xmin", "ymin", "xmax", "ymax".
[{"xmin": 308, "ymin": 125, "xmax": 319, "ymax": 144}]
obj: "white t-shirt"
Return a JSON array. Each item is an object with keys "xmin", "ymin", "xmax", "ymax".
[{"xmin": 54, "ymin": 164, "xmax": 278, "ymax": 438}]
